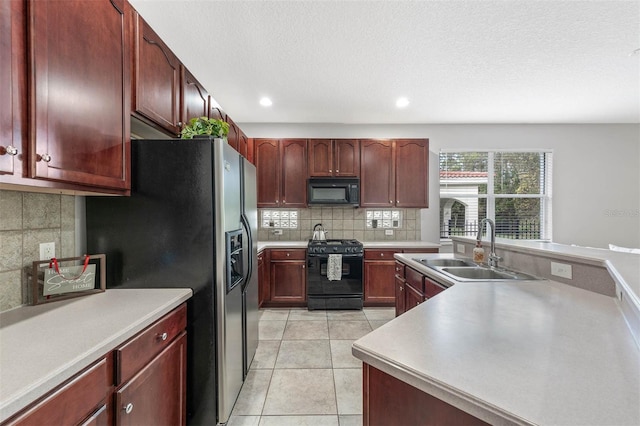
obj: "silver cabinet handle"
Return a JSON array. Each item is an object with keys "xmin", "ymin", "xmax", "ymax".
[
  {"xmin": 380, "ymin": 253, "xmax": 384, "ymax": 257},
  {"xmin": 40, "ymin": 153, "xmax": 52, "ymax": 163},
  {"xmin": 329, "ymin": 169, "xmax": 332, "ymax": 173},
  {"xmin": 158, "ymin": 332, "xmax": 168, "ymax": 341},
  {"xmin": 124, "ymin": 403, "xmax": 134, "ymax": 414},
  {"xmin": 2, "ymin": 146, "xmax": 18, "ymax": 156},
  {"xmin": 286, "ymin": 253, "xmax": 290, "ymax": 257},
  {"xmin": 336, "ymin": 169, "xmax": 339, "ymax": 173}
]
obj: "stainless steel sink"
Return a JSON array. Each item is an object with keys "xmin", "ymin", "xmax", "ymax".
[
  {"xmin": 439, "ymin": 266, "xmax": 540, "ymax": 282},
  {"xmin": 413, "ymin": 257, "xmax": 540, "ymax": 282},
  {"xmin": 413, "ymin": 258, "xmax": 477, "ymax": 267}
]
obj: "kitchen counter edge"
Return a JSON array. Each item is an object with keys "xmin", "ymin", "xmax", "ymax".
[{"xmin": 0, "ymin": 288, "xmax": 193, "ymax": 422}]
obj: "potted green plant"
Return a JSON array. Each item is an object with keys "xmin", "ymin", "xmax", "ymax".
[{"xmin": 180, "ymin": 116, "xmax": 230, "ymax": 139}]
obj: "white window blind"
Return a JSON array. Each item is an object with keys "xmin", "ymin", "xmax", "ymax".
[{"xmin": 439, "ymin": 150, "xmax": 552, "ymax": 240}]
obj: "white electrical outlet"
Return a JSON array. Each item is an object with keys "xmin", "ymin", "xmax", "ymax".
[
  {"xmin": 384, "ymin": 229, "xmax": 393, "ymax": 235},
  {"xmin": 273, "ymin": 229, "xmax": 283, "ymax": 235},
  {"xmin": 39, "ymin": 242, "xmax": 55, "ymax": 260},
  {"xmin": 456, "ymin": 244, "xmax": 466, "ymax": 254},
  {"xmin": 551, "ymin": 262, "xmax": 573, "ymax": 279}
]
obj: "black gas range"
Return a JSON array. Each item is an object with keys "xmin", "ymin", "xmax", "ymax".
[{"xmin": 307, "ymin": 239, "xmax": 364, "ymax": 310}]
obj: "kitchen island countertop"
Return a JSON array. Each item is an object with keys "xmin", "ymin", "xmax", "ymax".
[
  {"xmin": 0, "ymin": 288, "xmax": 192, "ymax": 422},
  {"xmin": 353, "ymin": 251, "xmax": 640, "ymax": 425}
]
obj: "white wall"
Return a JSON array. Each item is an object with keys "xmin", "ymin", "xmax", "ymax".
[{"xmin": 240, "ymin": 123, "xmax": 640, "ymax": 249}]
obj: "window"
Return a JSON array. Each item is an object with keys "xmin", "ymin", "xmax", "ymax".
[{"xmin": 439, "ymin": 150, "xmax": 552, "ymax": 241}]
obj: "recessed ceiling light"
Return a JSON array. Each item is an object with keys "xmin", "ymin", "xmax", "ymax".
[
  {"xmin": 396, "ymin": 97, "xmax": 409, "ymax": 108},
  {"xmin": 259, "ymin": 97, "xmax": 273, "ymax": 107}
]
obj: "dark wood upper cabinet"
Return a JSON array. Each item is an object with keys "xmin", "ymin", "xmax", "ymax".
[
  {"xmin": 180, "ymin": 66, "xmax": 209, "ymax": 125},
  {"xmin": 308, "ymin": 139, "xmax": 359, "ymax": 177},
  {"xmin": 132, "ymin": 12, "xmax": 180, "ymax": 135},
  {"xmin": 360, "ymin": 139, "xmax": 429, "ymax": 208},
  {"xmin": 239, "ymin": 131, "xmax": 249, "ymax": 161},
  {"xmin": 280, "ymin": 139, "xmax": 307, "ymax": 207},
  {"xmin": 360, "ymin": 140, "xmax": 395, "ymax": 207},
  {"xmin": 226, "ymin": 116, "xmax": 239, "ymax": 152},
  {"xmin": 0, "ymin": 0, "xmax": 26, "ymax": 177},
  {"xmin": 209, "ymin": 105, "xmax": 225, "ymax": 121},
  {"xmin": 255, "ymin": 139, "xmax": 307, "ymax": 208},
  {"xmin": 395, "ymin": 139, "xmax": 429, "ymax": 208},
  {"xmin": 29, "ymin": 0, "xmax": 130, "ymax": 191},
  {"xmin": 308, "ymin": 139, "xmax": 332, "ymax": 177},
  {"xmin": 255, "ymin": 138, "xmax": 280, "ymax": 208},
  {"xmin": 334, "ymin": 139, "xmax": 360, "ymax": 177}
]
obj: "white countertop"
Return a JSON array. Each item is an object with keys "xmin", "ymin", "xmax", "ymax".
[
  {"xmin": 257, "ymin": 240, "xmax": 440, "ymax": 252},
  {"xmin": 0, "ymin": 288, "xmax": 192, "ymax": 422},
  {"xmin": 353, "ymin": 251, "xmax": 640, "ymax": 425}
]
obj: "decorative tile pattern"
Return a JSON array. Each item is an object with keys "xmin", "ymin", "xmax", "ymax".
[
  {"xmin": 0, "ymin": 190, "xmax": 78, "ymax": 312},
  {"xmin": 259, "ymin": 206, "xmax": 421, "ymax": 241}
]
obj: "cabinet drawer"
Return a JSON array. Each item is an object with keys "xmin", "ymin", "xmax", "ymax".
[
  {"xmin": 269, "ymin": 249, "xmax": 306, "ymax": 260},
  {"xmin": 6, "ymin": 357, "xmax": 111, "ymax": 426},
  {"xmin": 424, "ymin": 277, "xmax": 446, "ymax": 298},
  {"xmin": 404, "ymin": 267, "xmax": 424, "ymax": 294},
  {"xmin": 364, "ymin": 250, "xmax": 397, "ymax": 260},
  {"xmin": 116, "ymin": 304, "xmax": 187, "ymax": 385},
  {"xmin": 394, "ymin": 261, "xmax": 405, "ymax": 277}
]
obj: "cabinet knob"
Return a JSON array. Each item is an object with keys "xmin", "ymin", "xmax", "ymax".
[
  {"xmin": 124, "ymin": 403, "xmax": 134, "ymax": 414},
  {"xmin": 336, "ymin": 169, "xmax": 339, "ymax": 173},
  {"xmin": 158, "ymin": 332, "xmax": 168, "ymax": 341},
  {"xmin": 286, "ymin": 253, "xmax": 290, "ymax": 257},
  {"xmin": 389, "ymin": 200, "xmax": 392, "ymax": 204},
  {"xmin": 380, "ymin": 253, "xmax": 384, "ymax": 257},
  {"xmin": 400, "ymin": 286, "xmax": 403, "ymax": 291},
  {"xmin": 39, "ymin": 153, "xmax": 52, "ymax": 163},
  {"xmin": 329, "ymin": 169, "xmax": 332, "ymax": 173},
  {"xmin": 178, "ymin": 121, "xmax": 183, "ymax": 127},
  {"xmin": 1, "ymin": 145, "xmax": 18, "ymax": 156}
]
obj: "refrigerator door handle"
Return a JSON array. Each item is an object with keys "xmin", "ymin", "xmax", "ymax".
[{"xmin": 240, "ymin": 213, "xmax": 253, "ymax": 290}]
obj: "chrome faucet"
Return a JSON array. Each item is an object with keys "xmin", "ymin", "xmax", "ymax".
[{"xmin": 477, "ymin": 218, "xmax": 501, "ymax": 268}]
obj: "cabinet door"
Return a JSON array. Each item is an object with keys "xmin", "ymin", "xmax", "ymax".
[
  {"xmin": 180, "ymin": 66, "xmax": 208, "ymax": 125},
  {"xmin": 209, "ymin": 105, "xmax": 225, "ymax": 121},
  {"xmin": 116, "ymin": 332, "xmax": 187, "ymax": 426},
  {"xmin": 133, "ymin": 13, "xmax": 180, "ymax": 135},
  {"xmin": 239, "ymin": 131, "xmax": 249, "ymax": 160},
  {"xmin": 0, "ymin": 0, "xmax": 24, "ymax": 176},
  {"xmin": 255, "ymin": 139, "xmax": 280, "ymax": 207},
  {"xmin": 334, "ymin": 139, "xmax": 360, "ymax": 177},
  {"xmin": 280, "ymin": 139, "xmax": 307, "ymax": 207},
  {"xmin": 360, "ymin": 140, "xmax": 394, "ymax": 207},
  {"xmin": 364, "ymin": 259, "xmax": 396, "ymax": 306},
  {"xmin": 269, "ymin": 259, "xmax": 306, "ymax": 305},
  {"xmin": 6, "ymin": 357, "xmax": 111, "ymax": 426},
  {"xmin": 307, "ymin": 139, "xmax": 332, "ymax": 177},
  {"xmin": 30, "ymin": 0, "xmax": 130, "ymax": 190},
  {"xmin": 226, "ymin": 116, "xmax": 240, "ymax": 153},
  {"xmin": 404, "ymin": 282, "xmax": 424, "ymax": 313},
  {"xmin": 394, "ymin": 275, "xmax": 406, "ymax": 317},
  {"xmin": 395, "ymin": 139, "xmax": 429, "ymax": 208}
]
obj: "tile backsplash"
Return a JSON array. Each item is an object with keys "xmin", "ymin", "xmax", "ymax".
[
  {"xmin": 257, "ymin": 207, "xmax": 421, "ymax": 241},
  {"xmin": 0, "ymin": 190, "xmax": 77, "ymax": 312}
]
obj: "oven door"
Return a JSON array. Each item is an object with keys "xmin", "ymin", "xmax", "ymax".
[{"xmin": 307, "ymin": 254, "xmax": 363, "ymax": 297}]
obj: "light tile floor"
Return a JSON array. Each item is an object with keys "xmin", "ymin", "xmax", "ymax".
[{"xmin": 227, "ymin": 307, "xmax": 395, "ymax": 426}]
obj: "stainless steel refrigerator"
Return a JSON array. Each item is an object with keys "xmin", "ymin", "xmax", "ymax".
[{"xmin": 85, "ymin": 138, "xmax": 259, "ymax": 425}]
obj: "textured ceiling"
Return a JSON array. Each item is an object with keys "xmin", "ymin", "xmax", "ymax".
[{"xmin": 128, "ymin": 0, "xmax": 640, "ymax": 124}]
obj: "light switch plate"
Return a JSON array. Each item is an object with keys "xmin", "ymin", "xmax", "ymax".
[
  {"xmin": 384, "ymin": 229, "xmax": 393, "ymax": 235},
  {"xmin": 551, "ymin": 261, "xmax": 573, "ymax": 279},
  {"xmin": 456, "ymin": 244, "xmax": 466, "ymax": 254}
]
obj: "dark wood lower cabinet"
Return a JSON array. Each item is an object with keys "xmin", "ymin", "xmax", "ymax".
[
  {"xmin": 363, "ymin": 364, "xmax": 489, "ymax": 426},
  {"xmin": 2, "ymin": 305, "xmax": 187, "ymax": 426},
  {"xmin": 115, "ymin": 333, "xmax": 187, "ymax": 426}
]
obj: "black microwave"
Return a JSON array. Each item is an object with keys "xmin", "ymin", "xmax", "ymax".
[{"xmin": 308, "ymin": 177, "xmax": 360, "ymax": 206}]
